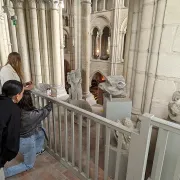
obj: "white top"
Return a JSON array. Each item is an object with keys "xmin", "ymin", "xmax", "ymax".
[{"xmin": 0, "ymin": 64, "xmax": 20, "ymax": 86}]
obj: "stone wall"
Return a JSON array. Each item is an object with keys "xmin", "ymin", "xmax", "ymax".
[{"xmin": 125, "ymin": 0, "xmax": 180, "ymax": 119}]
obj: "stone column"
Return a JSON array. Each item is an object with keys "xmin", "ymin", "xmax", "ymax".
[
  {"xmin": 28, "ymin": 0, "xmax": 42, "ymax": 84},
  {"xmin": 69, "ymin": 2, "xmax": 75, "ymax": 70},
  {"xmin": 59, "ymin": 0, "xmax": 65, "ymax": 86},
  {"xmin": 126, "ymin": 0, "xmax": 166, "ymax": 117},
  {"xmin": 49, "ymin": 0, "xmax": 67, "ymax": 99},
  {"xmin": 99, "ymin": 32, "xmax": 102, "ymax": 59},
  {"xmin": 50, "ymin": 0, "xmax": 61, "ymax": 85},
  {"xmin": 81, "ymin": 0, "xmax": 91, "ymax": 96},
  {"xmin": 81, "ymin": 0, "xmax": 96, "ymax": 105},
  {"xmin": 94, "ymin": 0, "xmax": 97, "ymax": 12},
  {"xmin": 74, "ymin": 0, "xmax": 81, "ymax": 69},
  {"xmin": 5, "ymin": 0, "xmax": 18, "ymax": 52},
  {"xmin": 0, "ymin": 6, "xmax": 6, "ymax": 66},
  {"xmin": 102, "ymin": 0, "xmax": 106, "ymax": 11},
  {"xmin": 38, "ymin": 1, "xmax": 50, "ymax": 84},
  {"xmin": 110, "ymin": 0, "xmax": 122, "ymax": 75},
  {"xmin": 12, "ymin": 0, "xmax": 31, "ymax": 82},
  {"xmin": 143, "ymin": 0, "xmax": 167, "ymax": 113}
]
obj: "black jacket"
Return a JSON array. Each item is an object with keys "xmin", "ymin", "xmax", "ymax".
[
  {"xmin": 20, "ymin": 103, "xmax": 52, "ymax": 138},
  {"xmin": 0, "ymin": 96, "xmax": 21, "ymax": 168}
]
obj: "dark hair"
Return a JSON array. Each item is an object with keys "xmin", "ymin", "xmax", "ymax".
[
  {"xmin": 18, "ymin": 91, "xmax": 35, "ymax": 111},
  {"xmin": 2, "ymin": 80, "xmax": 23, "ymax": 98}
]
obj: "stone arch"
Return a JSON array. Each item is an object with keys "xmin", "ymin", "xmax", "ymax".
[
  {"xmin": 91, "ymin": 26, "xmax": 101, "ymax": 35},
  {"xmin": 90, "ymin": 71, "xmax": 106, "ymax": 104},
  {"xmin": 92, "ymin": 27, "xmax": 101, "ymax": 59},
  {"xmin": 90, "ymin": 70, "xmax": 106, "ymax": 83},
  {"xmin": 91, "ymin": 15, "xmax": 110, "ymax": 25}
]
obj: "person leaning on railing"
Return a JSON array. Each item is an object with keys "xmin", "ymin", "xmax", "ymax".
[
  {"xmin": 4, "ymin": 91, "xmax": 52, "ymax": 178},
  {"xmin": 0, "ymin": 80, "xmax": 24, "ymax": 180},
  {"xmin": 0, "ymin": 52, "xmax": 34, "ymax": 92}
]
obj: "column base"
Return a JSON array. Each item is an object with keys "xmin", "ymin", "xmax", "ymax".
[
  {"xmin": 51, "ymin": 85, "xmax": 69, "ymax": 101},
  {"xmin": 83, "ymin": 92, "xmax": 97, "ymax": 106}
]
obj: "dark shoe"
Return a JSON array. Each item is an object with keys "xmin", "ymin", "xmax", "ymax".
[{"xmin": 36, "ymin": 149, "xmax": 45, "ymax": 156}]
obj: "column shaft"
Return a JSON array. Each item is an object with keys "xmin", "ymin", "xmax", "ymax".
[
  {"xmin": 110, "ymin": 0, "xmax": 122, "ymax": 75},
  {"xmin": 102, "ymin": 0, "xmax": 106, "ymax": 10},
  {"xmin": 13, "ymin": 0, "xmax": 31, "ymax": 82},
  {"xmin": 81, "ymin": 0, "xmax": 91, "ymax": 96},
  {"xmin": 28, "ymin": 1, "xmax": 42, "ymax": 84},
  {"xmin": 38, "ymin": 2, "xmax": 50, "ymax": 84},
  {"xmin": 59, "ymin": 0, "xmax": 65, "ymax": 86},
  {"xmin": 50, "ymin": 1, "xmax": 61, "ymax": 85}
]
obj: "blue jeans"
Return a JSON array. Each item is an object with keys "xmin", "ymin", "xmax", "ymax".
[{"xmin": 4, "ymin": 130, "xmax": 45, "ymax": 178}]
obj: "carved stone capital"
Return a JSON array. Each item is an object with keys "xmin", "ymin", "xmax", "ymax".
[
  {"xmin": 47, "ymin": 0, "xmax": 60, "ymax": 9},
  {"xmin": 10, "ymin": 0, "xmax": 24, "ymax": 9}
]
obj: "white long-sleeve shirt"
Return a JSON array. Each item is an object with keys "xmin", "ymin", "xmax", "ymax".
[{"xmin": 0, "ymin": 64, "xmax": 20, "ymax": 92}]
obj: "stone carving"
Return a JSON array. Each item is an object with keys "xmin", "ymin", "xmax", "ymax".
[
  {"xmin": 114, "ymin": 118, "xmax": 134, "ymax": 150},
  {"xmin": 98, "ymin": 75, "xmax": 126, "ymax": 99},
  {"xmin": 67, "ymin": 70, "xmax": 82, "ymax": 100},
  {"xmin": 168, "ymin": 91, "xmax": 180, "ymax": 123}
]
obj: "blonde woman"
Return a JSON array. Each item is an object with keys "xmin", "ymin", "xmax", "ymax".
[{"xmin": 0, "ymin": 52, "xmax": 33, "ymax": 90}]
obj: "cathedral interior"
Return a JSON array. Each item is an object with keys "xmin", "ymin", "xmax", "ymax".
[{"xmin": 1, "ymin": 0, "xmax": 180, "ymax": 179}]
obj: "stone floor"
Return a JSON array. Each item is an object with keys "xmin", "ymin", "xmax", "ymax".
[{"xmin": 5, "ymin": 152, "xmax": 80, "ymax": 180}]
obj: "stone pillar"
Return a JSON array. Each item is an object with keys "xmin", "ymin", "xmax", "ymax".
[
  {"xmin": 81, "ymin": 0, "xmax": 91, "ymax": 96},
  {"xmin": 12, "ymin": 0, "xmax": 31, "ymax": 82},
  {"xmin": 0, "ymin": 3, "xmax": 7, "ymax": 66},
  {"xmin": 50, "ymin": 0, "xmax": 61, "ymax": 85},
  {"xmin": 99, "ymin": 32, "xmax": 102, "ymax": 58},
  {"xmin": 69, "ymin": 2, "xmax": 75, "ymax": 70},
  {"xmin": 28, "ymin": 0, "xmax": 42, "ymax": 84},
  {"xmin": 126, "ymin": 0, "xmax": 167, "ymax": 117},
  {"xmin": 59, "ymin": 0, "xmax": 65, "ymax": 86},
  {"xmin": 74, "ymin": 0, "xmax": 81, "ymax": 69},
  {"xmin": 143, "ymin": 0, "xmax": 167, "ymax": 113},
  {"xmin": 49, "ymin": 0, "xmax": 67, "ymax": 96},
  {"xmin": 81, "ymin": 0, "xmax": 96, "ymax": 105},
  {"xmin": 94, "ymin": 0, "xmax": 97, "ymax": 12},
  {"xmin": 102, "ymin": 0, "xmax": 106, "ymax": 11},
  {"xmin": 124, "ymin": 0, "xmax": 139, "ymax": 98},
  {"xmin": 38, "ymin": 1, "xmax": 50, "ymax": 84},
  {"xmin": 110, "ymin": 0, "xmax": 123, "ymax": 75},
  {"xmin": 5, "ymin": 0, "xmax": 18, "ymax": 52}
]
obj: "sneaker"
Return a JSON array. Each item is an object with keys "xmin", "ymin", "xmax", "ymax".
[{"xmin": 36, "ymin": 149, "xmax": 45, "ymax": 156}]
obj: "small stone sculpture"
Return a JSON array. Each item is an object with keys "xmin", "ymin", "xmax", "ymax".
[
  {"xmin": 168, "ymin": 91, "xmax": 180, "ymax": 123},
  {"xmin": 114, "ymin": 118, "xmax": 134, "ymax": 150},
  {"xmin": 98, "ymin": 75, "xmax": 126, "ymax": 99},
  {"xmin": 67, "ymin": 69, "xmax": 82, "ymax": 100}
]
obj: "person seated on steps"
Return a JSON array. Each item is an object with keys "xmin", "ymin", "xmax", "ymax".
[{"xmin": 4, "ymin": 91, "xmax": 52, "ymax": 178}]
